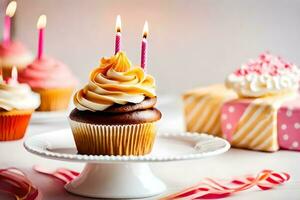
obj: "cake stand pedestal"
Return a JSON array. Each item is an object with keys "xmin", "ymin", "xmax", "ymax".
[
  {"xmin": 24, "ymin": 129, "xmax": 230, "ymax": 199},
  {"xmin": 65, "ymin": 163, "xmax": 166, "ymax": 198}
]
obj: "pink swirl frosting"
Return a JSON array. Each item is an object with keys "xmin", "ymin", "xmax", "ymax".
[
  {"xmin": 0, "ymin": 41, "xmax": 30, "ymax": 57},
  {"xmin": 18, "ymin": 57, "xmax": 78, "ymax": 89},
  {"xmin": 0, "ymin": 41, "xmax": 33, "ymax": 67}
]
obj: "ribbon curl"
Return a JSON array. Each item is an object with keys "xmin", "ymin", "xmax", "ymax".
[
  {"xmin": 33, "ymin": 167, "xmax": 289, "ymax": 200},
  {"xmin": 0, "ymin": 168, "xmax": 39, "ymax": 200},
  {"xmin": 33, "ymin": 165, "xmax": 79, "ymax": 184},
  {"xmin": 161, "ymin": 170, "xmax": 290, "ymax": 199}
]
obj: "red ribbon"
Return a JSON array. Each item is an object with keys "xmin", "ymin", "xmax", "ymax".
[
  {"xmin": 161, "ymin": 170, "xmax": 290, "ymax": 199},
  {"xmin": 0, "ymin": 168, "xmax": 39, "ymax": 200},
  {"xmin": 33, "ymin": 165, "xmax": 79, "ymax": 184},
  {"xmin": 33, "ymin": 167, "xmax": 289, "ymax": 200}
]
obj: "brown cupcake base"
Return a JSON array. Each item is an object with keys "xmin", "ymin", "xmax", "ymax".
[
  {"xmin": 69, "ymin": 98, "xmax": 162, "ymax": 155},
  {"xmin": 103, "ymin": 97, "xmax": 157, "ymax": 113},
  {"xmin": 69, "ymin": 119, "xmax": 156, "ymax": 155},
  {"xmin": 69, "ymin": 108, "xmax": 161, "ymax": 125}
]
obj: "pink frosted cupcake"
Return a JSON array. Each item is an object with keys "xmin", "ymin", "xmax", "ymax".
[
  {"xmin": 0, "ymin": 1, "xmax": 33, "ymax": 78},
  {"xmin": 0, "ymin": 41, "xmax": 33, "ymax": 79},
  {"xmin": 18, "ymin": 57, "xmax": 78, "ymax": 111}
]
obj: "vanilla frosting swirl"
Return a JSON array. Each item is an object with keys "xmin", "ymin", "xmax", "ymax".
[
  {"xmin": 0, "ymin": 82, "xmax": 40, "ymax": 111},
  {"xmin": 226, "ymin": 52, "xmax": 300, "ymax": 97},
  {"xmin": 74, "ymin": 52, "xmax": 156, "ymax": 111}
]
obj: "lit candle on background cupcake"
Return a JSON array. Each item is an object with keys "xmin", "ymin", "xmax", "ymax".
[
  {"xmin": 36, "ymin": 15, "xmax": 47, "ymax": 60},
  {"xmin": 115, "ymin": 15, "xmax": 122, "ymax": 54},
  {"xmin": 141, "ymin": 21, "xmax": 148, "ymax": 69},
  {"xmin": 18, "ymin": 15, "xmax": 78, "ymax": 112},
  {"xmin": 7, "ymin": 66, "xmax": 18, "ymax": 85},
  {"xmin": 0, "ymin": 1, "xmax": 33, "ymax": 79},
  {"xmin": 3, "ymin": 1, "xmax": 17, "ymax": 45}
]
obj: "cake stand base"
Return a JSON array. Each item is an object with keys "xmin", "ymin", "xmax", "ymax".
[
  {"xmin": 64, "ymin": 162, "xmax": 167, "ymax": 199},
  {"xmin": 24, "ymin": 129, "xmax": 230, "ymax": 198}
]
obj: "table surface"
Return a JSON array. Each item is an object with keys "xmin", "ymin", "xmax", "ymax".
[{"xmin": 0, "ymin": 96, "xmax": 299, "ymax": 200}]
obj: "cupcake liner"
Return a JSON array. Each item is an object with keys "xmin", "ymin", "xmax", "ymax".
[
  {"xmin": 33, "ymin": 88, "xmax": 74, "ymax": 111},
  {"xmin": 69, "ymin": 119, "xmax": 157, "ymax": 156},
  {"xmin": 0, "ymin": 110, "xmax": 33, "ymax": 141}
]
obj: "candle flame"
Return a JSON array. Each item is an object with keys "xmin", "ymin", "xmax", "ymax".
[
  {"xmin": 37, "ymin": 15, "xmax": 47, "ymax": 29},
  {"xmin": 11, "ymin": 66, "xmax": 18, "ymax": 81},
  {"xmin": 115, "ymin": 15, "xmax": 121, "ymax": 32},
  {"xmin": 143, "ymin": 21, "xmax": 149, "ymax": 38},
  {"xmin": 6, "ymin": 1, "xmax": 17, "ymax": 17}
]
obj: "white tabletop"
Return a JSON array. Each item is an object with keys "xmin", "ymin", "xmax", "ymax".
[{"xmin": 0, "ymin": 96, "xmax": 299, "ymax": 200}]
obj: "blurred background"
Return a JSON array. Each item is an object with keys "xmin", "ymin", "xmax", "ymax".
[{"xmin": 1, "ymin": 0, "xmax": 300, "ymax": 94}]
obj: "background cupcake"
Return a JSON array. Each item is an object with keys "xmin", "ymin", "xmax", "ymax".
[
  {"xmin": 0, "ymin": 1, "xmax": 33, "ymax": 79},
  {"xmin": 0, "ymin": 67, "xmax": 40, "ymax": 141},
  {"xmin": 69, "ymin": 51, "xmax": 161, "ymax": 156},
  {"xmin": 18, "ymin": 57, "xmax": 78, "ymax": 111},
  {"xmin": 18, "ymin": 15, "xmax": 78, "ymax": 111}
]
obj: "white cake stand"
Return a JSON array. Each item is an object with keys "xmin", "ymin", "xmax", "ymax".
[
  {"xmin": 24, "ymin": 129, "xmax": 230, "ymax": 199},
  {"xmin": 31, "ymin": 111, "xmax": 68, "ymax": 123}
]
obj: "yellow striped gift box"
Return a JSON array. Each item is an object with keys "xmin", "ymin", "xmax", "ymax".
[{"xmin": 182, "ymin": 84, "xmax": 238, "ymax": 137}]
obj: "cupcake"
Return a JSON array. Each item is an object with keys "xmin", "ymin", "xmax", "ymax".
[
  {"xmin": 0, "ymin": 41, "xmax": 33, "ymax": 79},
  {"xmin": 69, "ymin": 51, "xmax": 161, "ymax": 155},
  {"xmin": 18, "ymin": 57, "xmax": 78, "ymax": 111},
  {"xmin": 0, "ymin": 68, "xmax": 40, "ymax": 141}
]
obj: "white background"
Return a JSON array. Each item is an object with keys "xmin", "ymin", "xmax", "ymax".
[{"xmin": 3, "ymin": 0, "xmax": 300, "ymax": 93}]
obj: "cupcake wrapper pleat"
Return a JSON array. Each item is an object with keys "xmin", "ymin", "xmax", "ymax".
[
  {"xmin": 0, "ymin": 113, "xmax": 32, "ymax": 141},
  {"xmin": 33, "ymin": 88, "xmax": 73, "ymax": 111},
  {"xmin": 69, "ymin": 119, "xmax": 157, "ymax": 156}
]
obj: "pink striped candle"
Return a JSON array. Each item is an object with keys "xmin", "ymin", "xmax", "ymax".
[
  {"xmin": 36, "ymin": 15, "xmax": 47, "ymax": 60},
  {"xmin": 3, "ymin": 1, "xmax": 17, "ymax": 44},
  {"xmin": 115, "ymin": 15, "xmax": 122, "ymax": 54},
  {"xmin": 115, "ymin": 32, "xmax": 121, "ymax": 54},
  {"xmin": 3, "ymin": 16, "xmax": 11, "ymax": 44},
  {"xmin": 141, "ymin": 21, "xmax": 149, "ymax": 69}
]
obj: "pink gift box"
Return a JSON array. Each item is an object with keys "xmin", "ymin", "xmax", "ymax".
[
  {"xmin": 278, "ymin": 96, "xmax": 300, "ymax": 151},
  {"xmin": 221, "ymin": 95, "xmax": 300, "ymax": 152}
]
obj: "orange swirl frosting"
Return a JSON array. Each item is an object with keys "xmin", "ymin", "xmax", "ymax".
[{"xmin": 74, "ymin": 51, "xmax": 156, "ymax": 111}]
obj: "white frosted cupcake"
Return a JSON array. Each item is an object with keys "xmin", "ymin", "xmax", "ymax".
[{"xmin": 0, "ymin": 69, "xmax": 40, "ymax": 141}]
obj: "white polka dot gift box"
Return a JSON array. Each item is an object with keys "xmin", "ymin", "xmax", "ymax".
[{"xmin": 183, "ymin": 52, "xmax": 300, "ymax": 152}]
